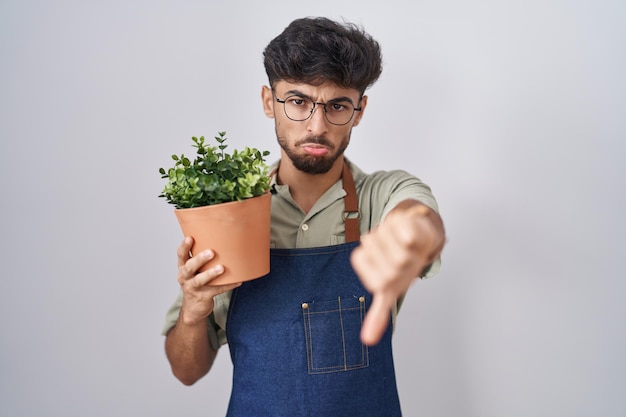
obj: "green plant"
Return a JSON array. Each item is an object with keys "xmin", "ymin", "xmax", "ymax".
[{"xmin": 159, "ymin": 131, "xmax": 271, "ymax": 209}]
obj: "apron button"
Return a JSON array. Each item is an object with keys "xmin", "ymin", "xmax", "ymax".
[
  {"xmin": 359, "ymin": 296, "xmax": 365, "ymax": 303},
  {"xmin": 301, "ymin": 303, "xmax": 309, "ymax": 309}
]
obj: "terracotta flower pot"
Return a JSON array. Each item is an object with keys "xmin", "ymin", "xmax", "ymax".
[{"xmin": 174, "ymin": 192, "xmax": 271, "ymax": 285}]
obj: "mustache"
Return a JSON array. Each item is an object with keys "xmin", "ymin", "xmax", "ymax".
[{"xmin": 295, "ymin": 136, "xmax": 333, "ymax": 148}]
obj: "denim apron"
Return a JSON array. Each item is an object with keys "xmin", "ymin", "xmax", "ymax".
[{"xmin": 225, "ymin": 165, "xmax": 402, "ymax": 417}]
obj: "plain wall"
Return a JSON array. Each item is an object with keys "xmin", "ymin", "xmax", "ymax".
[{"xmin": 1, "ymin": 1, "xmax": 624, "ymax": 416}]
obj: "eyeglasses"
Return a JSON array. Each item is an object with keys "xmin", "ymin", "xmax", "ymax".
[{"xmin": 274, "ymin": 93, "xmax": 362, "ymax": 126}]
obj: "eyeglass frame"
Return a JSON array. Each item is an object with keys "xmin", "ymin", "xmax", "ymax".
[{"xmin": 272, "ymin": 90, "xmax": 363, "ymax": 126}]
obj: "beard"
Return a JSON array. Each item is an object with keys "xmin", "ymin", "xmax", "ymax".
[{"xmin": 276, "ymin": 131, "xmax": 351, "ymax": 175}]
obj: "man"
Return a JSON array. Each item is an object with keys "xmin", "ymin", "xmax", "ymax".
[{"xmin": 163, "ymin": 17, "xmax": 445, "ymax": 416}]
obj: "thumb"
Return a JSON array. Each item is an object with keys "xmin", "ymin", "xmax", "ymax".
[{"xmin": 361, "ymin": 292, "xmax": 394, "ymax": 346}]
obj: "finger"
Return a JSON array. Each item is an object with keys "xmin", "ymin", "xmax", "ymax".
[
  {"xmin": 178, "ymin": 249, "xmax": 215, "ymax": 285},
  {"xmin": 177, "ymin": 236, "xmax": 194, "ymax": 268},
  {"xmin": 350, "ymin": 246, "xmax": 368, "ymax": 282},
  {"xmin": 361, "ymin": 292, "xmax": 394, "ymax": 346},
  {"xmin": 351, "ymin": 236, "xmax": 382, "ymax": 276},
  {"xmin": 189, "ymin": 263, "xmax": 225, "ymax": 287},
  {"xmin": 189, "ymin": 249, "xmax": 216, "ymax": 274},
  {"xmin": 351, "ymin": 237, "xmax": 396, "ymax": 294}
]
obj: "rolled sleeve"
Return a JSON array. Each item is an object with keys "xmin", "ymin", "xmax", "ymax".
[{"xmin": 161, "ymin": 290, "xmax": 225, "ymax": 352}]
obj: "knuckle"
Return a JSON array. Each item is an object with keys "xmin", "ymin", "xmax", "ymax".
[
  {"xmin": 178, "ymin": 261, "xmax": 198, "ymax": 283},
  {"xmin": 178, "ymin": 263, "xmax": 191, "ymax": 278},
  {"xmin": 394, "ymin": 254, "xmax": 413, "ymax": 271},
  {"xmin": 176, "ymin": 245, "xmax": 189, "ymax": 259},
  {"xmin": 189, "ymin": 276, "xmax": 203, "ymax": 289}
]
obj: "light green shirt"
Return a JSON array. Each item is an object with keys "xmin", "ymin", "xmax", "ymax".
[{"xmin": 162, "ymin": 159, "xmax": 441, "ymax": 350}]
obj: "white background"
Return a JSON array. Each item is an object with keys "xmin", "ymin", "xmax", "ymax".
[{"xmin": 1, "ymin": 1, "xmax": 624, "ymax": 416}]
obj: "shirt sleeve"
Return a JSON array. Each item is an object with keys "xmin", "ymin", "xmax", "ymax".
[{"xmin": 161, "ymin": 290, "xmax": 226, "ymax": 351}]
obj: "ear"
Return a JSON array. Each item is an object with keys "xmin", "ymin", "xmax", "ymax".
[
  {"xmin": 261, "ymin": 86, "xmax": 275, "ymax": 119},
  {"xmin": 352, "ymin": 95, "xmax": 368, "ymax": 127}
]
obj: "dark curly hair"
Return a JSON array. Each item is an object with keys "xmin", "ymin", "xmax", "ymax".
[{"xmin": 263, "ymin": 17, "xmax": 383, "ymax": 94}]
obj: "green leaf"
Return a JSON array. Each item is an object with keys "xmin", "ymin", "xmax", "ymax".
[{"xmin": 158, "ymin": 130, "xmax": 271, "ymax": 207}]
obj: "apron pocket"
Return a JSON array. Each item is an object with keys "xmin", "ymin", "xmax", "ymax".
[{"xmin": 301, "ymin": 295, "xmax": 369, "ymax": 374}]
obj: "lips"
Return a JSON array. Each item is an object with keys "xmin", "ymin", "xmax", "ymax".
[{"xmin": 302, "ymin": 144, "xmax": 330, "ymax": 156}]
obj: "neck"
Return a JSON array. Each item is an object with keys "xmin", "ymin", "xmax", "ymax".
[{"xmin": 276, "ymin": 155, "xmax": 345, "ymax": 213}]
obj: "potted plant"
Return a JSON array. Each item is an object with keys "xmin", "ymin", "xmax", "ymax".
[{"xmin": 159, "ymin": 131, "xmax": 272, "ymax": 285}]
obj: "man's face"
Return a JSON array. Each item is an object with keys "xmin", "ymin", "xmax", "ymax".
[{"xmin": 262, "ymin": 81, "xmax": 367, "ymax": 174}]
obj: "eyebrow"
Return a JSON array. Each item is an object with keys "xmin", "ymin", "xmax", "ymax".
[{"xmin": 284, "ymin": 89, "xmax": 356, "ymax": 105}]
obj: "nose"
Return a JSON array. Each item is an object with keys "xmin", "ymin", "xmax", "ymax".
[{"xmin": 306, "ymin": 103, "xmax": 329, "ymax": 134}]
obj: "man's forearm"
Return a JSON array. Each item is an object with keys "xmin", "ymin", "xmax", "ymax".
[{"xmin": 164, "ymin": 313, "xmax": 217, "ymax": 386}]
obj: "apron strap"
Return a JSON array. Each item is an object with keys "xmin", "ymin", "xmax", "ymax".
[
  {"xmin": 270, "ymin": 162, "xmax": 361, "ymax": 243},
  {"xmin": 342, "ymin": 163, "xmax": 361, "ymax": 243}
]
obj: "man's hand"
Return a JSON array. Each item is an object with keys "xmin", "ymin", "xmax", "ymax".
[
  {"xmin": 350, "ymin": 201, "xmax": 445, "ymax": 346},
  {"xmin": 165, "ymin": 236, "xmax": 242, "ymax": 385},
  {"xmin": 177, "ymin": 236, "xmax": 242, "ymax": 326}
]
